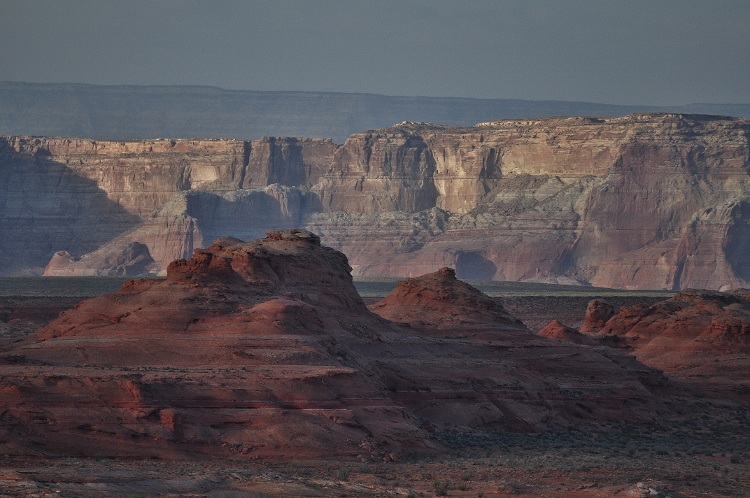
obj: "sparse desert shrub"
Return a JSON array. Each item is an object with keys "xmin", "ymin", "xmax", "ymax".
[{"xmin": 433, "ymin": 479, "xmax": 451, "ymax": 496}]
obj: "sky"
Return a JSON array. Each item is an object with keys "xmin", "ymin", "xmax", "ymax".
[{"xmin": 0, "ymin": 0, "xmax": 748, "ymax": 106}]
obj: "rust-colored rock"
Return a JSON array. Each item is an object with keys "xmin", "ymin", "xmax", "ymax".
[
  {"xmin": 580, "ymin": 299, "xmax": 617, "ymax": 334},
  {"xmin": 0, "ymin": 232, "xmax": 673, "ymax": 459},
  {"xmin": 368, "ymin": 267, "xmax": 526, "ymax": 333},
  {"xmin": 538, "ymin": 319, "xmax": 597, "ymax": 345},
  {"xmin": 582, "ymin": 290, "xmax": 750, "ymax": 388}
]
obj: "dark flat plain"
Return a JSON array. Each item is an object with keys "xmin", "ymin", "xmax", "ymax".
[{"xmin": 0, "ymin": 276, "xmax": 672, "ymax": 334}]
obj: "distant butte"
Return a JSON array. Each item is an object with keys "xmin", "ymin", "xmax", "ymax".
[{"xmin": 368, "ymin": 266, "xmax": 526, "ymax": 336}]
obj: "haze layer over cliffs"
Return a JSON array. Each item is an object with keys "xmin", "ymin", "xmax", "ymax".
[
  {"xmin": 3, "ymin": 82, "xmax": 750, "ymax": 144},
  {"xmin": 3, "ymin": 113, "xmax": 750, "ymax": 290}
]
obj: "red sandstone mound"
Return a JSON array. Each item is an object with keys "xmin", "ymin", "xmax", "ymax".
[
  {"xmin": 580, "ymin": 290, "xmax": 750, "ymax": 388},
  {"xmin": 368, "ymin": 267, "xmax": 527, "ymax": 336},
  {"xmin": 366, "ymin": 269, "xmax": 669, "ymax": 429},
  {"xmin": 0, "ymin": 231, "xmax": 675, "ymax": 460},
  {"xmin": 579, "ymin": 299, "xmax": 616, "ymax": 334},
  {"xmin": 538, "ymin": 319, "xmax": 597, "ymax": 346},
  {"xmin": 3, "ymin": 230, "xmax": 419, "ymax": 460}
]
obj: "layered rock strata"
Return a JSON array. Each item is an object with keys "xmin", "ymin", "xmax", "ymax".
[
  {"xmin": 578, "ymin": 291, "xmax": 750, "ymax": 385},
  {"xmin": 368, "ymin": 267, "xmax": 526, "ymax": 334},
  {"xmin": 309, "ymin": 114, "xmax": 750, "ymax": 289},
  {"xmin": 0, "ymin": 136, "xmax": 336, "ymax": 275},
  {"xmin": 0, "ymin": 231, "xmax": 670, "ymax": 459},
  {"xmin": 3, "ymin": 113, "xmax": 750, "ymax": 289}
]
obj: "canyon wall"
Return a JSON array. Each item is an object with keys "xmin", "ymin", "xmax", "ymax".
[
  {"xmin": 3, "ymin": 113, "xmax": 750, "ymax": 289},
  {"xmin": 310, "ymin": 114, "xmax": 750, "ymax": 289},
  {"xmin": 0, "ymin": 136, "xmax": 336, "ymax": 275}
]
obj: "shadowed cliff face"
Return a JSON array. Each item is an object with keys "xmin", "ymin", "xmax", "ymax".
[
  {"xmin": 0, "ymin": 136, "xmax": 337, "ymax": 275},
  {"xmin": 4, "ymin": 113, "xmax": 750, "ymax": 289},
  {"xmin": 314, "ymin": 131, "xmax": 441, "ymax": 213},
  {"xmin": 310, "ymin": 114, "xmax": 750, "ymax": 289},
  {"xmin": 0, "ymin": 137, "xmax": 142, "ymax": 275}
]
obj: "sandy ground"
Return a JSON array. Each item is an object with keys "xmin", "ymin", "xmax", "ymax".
[{"xmin": 1, "ymin": 443, "xmax": 748, "ymax": 497}]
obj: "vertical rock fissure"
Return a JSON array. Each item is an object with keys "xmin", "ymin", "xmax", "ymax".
[{"xmin": 239, "ymin": 140, "xmax": 250, "ymax": 190}]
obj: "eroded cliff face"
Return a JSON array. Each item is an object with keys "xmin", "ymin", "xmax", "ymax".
[
  {"xmin": 3, "ymin": 113, "xmax": 750, "ymax": 289},
  {"xmin": 0, "ymin": 136, "xmax": 336, "ymax": 275},
  {"xmin": 311, "ymin": 114, "xmax": 750, "ymax": 289}
]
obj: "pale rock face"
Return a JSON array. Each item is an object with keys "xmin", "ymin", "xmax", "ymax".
[
  {"xmin": 43, "ymin": 186, "xmax": 306, "ymax": 276},
  {"xmin": 0, "ymin": 136, "xmax": 335, "ymax": 275},
  {"xmin": 4, "ymin": 113, "xmax": 750, "ymax": 289},
  {"xmin": 242, "ymin": 137, "xmax": 337, "ymax": 189},
  {"xmin": 44, "ymin": 243, "xmax": 156, "ymax": 277},
  {"xmin": 671, "ymin": 199, "xmax": 750, "ymax": 290},
  {"xmin": 312, "ymin": 130, "xmax": 441, "ymax": 213},
  {"xmin": 312, "ymin": 115, "xmax": 750, "ymax": 289}
]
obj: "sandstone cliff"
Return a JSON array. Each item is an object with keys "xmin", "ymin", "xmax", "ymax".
[
  {"xmin": 0, "ymin": 136, "xmax": 336, "ymax": 275},
  {"xmin": 3, "ymin": 113, "xmax": 750, "ymax": 289}
]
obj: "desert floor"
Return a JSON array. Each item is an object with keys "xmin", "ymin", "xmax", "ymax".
[{"xmin": 0, "ymin": 278, "xmax": 747, "ymax": 497}]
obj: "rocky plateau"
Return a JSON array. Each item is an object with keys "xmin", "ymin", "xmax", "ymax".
[{"xmin": 2, "ymin": 113, "xmax": 750, "ymax": 291}]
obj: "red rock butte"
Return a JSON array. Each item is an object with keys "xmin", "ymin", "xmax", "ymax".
[{"xmin": 1, "ymin": 230, "xmax": 674, "ymax": 460}]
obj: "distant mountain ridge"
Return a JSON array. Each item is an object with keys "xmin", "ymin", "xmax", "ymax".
[{"xmin": 3, "ymin": 81, "xmax": 749, "ymax": 143}]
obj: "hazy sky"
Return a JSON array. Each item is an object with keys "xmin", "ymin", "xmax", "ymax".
[{"xmin": 1, "ymin": 0, "xmax": 748, "ymax": 105}]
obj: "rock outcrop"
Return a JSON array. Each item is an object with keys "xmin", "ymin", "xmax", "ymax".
[
  {"xmin": 579, "ymin": 299, "xmax": 617, "ymax": 334},
  {"xmin": 368, "ymin": 267, "xmax": 526, "ymax": 334},
  {"xmin": 579, "ymin": 291, "xmax": 750, "ymax": 387},
  {"xmin": 43, "ymin": 186, "xmax": 308, "ymax": 275},
  {"xmin": 44, "ymin": 242, "xmax": 156, "ymax": 276},
  {"xmin": 3, "ymin": 113, "xmax": 750, "ymax": 289},
  {"xmin": 0, "ymin": 232, "xmax": 672, "ymax": 459},
  {"xmin": 537, "ymin": 319, "xmax": 597, "ymax": 345},
  {"xmin": 0, "ymin": 135, "xmax": 336, "ymax": 275}
]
